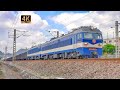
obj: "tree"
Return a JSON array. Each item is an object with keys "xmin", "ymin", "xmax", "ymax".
[{"xmin": 103, "ymin": 44, "xmax": 115, "ymax": 55}]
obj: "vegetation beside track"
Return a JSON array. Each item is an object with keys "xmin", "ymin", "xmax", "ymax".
[{"xmin": 0, "ymin": 63, "xmax": 4, "ymax": 79}]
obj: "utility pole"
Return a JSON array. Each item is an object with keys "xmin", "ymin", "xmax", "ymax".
[
  {"xmin": 113, "ymin": 31, "xmax": 115, "ymax": 46},
  {"xmin": 13, "ymin": 29, "xmax": 16, "ymax": 61},
  {"xmin": 113, "ymin": 31, "xmax": 114, "ymax": 39},
  {"xmin": 115, "ymin": 21, "xmax": 120, "ymax": 58},
  {"xmin": 107, "ymin": 32, "xmax": 108, "ymax": 43},
  {"xmin": 4, "ymin": 46, "xmax": 7, "ymax": 61},
  {"xmin": 8, "ymin": 29, "xmax": 30, "ymax": 61}
]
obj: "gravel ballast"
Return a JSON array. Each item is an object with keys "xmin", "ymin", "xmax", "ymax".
[{"xmin": 3, "ymin": 59, "xmax": 120, "ymax": 79}]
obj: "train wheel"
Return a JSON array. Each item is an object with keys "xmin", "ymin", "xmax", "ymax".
[{"xmin": 79, "ymin": 55, "xmax": 82, "ymax": 59}]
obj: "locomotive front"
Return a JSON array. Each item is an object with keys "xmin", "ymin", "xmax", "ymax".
[{"xmin": 80, "ymin": 26, "xmax": 103, "ymax": 58}]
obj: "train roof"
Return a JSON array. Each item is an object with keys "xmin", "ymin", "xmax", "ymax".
[
  {"xmin": 28, "ymin": 26, "xmax": 102, "ymax": 49},
  {"xmin": 71, "ymin": 26, "xmax": 102, "ymax": 33},
  {"xmin": 41, "ymin": 26, "xmax": 102, "ymax": 45}
]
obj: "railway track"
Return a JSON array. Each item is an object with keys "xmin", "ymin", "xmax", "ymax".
[{"xmin": 5, "ymin": 58, "xmax": 120, "ymax": 62}]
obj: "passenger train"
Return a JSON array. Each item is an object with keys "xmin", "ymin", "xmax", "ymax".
[{"xmin": 6, "ymin": 26, "xmax": 103, "ymax": 61}]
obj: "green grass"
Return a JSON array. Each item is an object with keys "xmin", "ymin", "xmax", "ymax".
[
  {"xmin": 0, "ymin": 70, "xmax": 2, "ymax": 75},
  {"xmin": 0, "ymin": 63, "xmax": 4, "ymax": 79}
]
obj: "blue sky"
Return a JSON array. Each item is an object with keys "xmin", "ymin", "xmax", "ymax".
[{"xmin": 35, "ymin": 11, "xmax": 88, "ymax": 18}]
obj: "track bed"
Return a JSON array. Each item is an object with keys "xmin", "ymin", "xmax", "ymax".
[{"xmin": 3, "ymin": 58, "xmax": 120, "ymax": 79}]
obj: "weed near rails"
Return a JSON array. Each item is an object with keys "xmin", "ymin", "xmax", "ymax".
[{"xmin": 0, "ymin": 63, "xmax": 4, "ymax": 79}]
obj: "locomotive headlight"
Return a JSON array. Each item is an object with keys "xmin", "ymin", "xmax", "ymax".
[
  {"xmin": 98, "ymin": 43, "xmax": 102, "ymax": 46},
  {"xmin": 84, "ymin": 42, "xmax": 88, "ymax": 45}
]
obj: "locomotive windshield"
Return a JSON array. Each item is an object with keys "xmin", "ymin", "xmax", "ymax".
[
  {"xmin": 84, "ymin": 33, "xmax": 93, "ymax": 39},
  {"xmin": 93, "ymin": 33, "xmax": 102, "ymax": 39},
  {"xmin": 83, "ymin": 32, "xmax": 102, "ymax": 39}
]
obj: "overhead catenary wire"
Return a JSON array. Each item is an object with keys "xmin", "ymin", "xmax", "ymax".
[
  {"xmin": 43, "ymin": 11, "xmax": 119, "ymax": 43},
  {"xmin": 48, "ymin": 12, "xmax": 93, "ymax": 35},
  {"xmin": 8, "ymin": 11, "xmax": 33, "ymax": 61},
  {"xmin": 30, "ymin": 12, "xmax": 98, "ymax": 47},
  {"xmin": 54, "ymin": 11, "xmax": 119, "ymax": 32},
  {"xmin": 12, "ymin": 11, "xmax": 22, "ymax": 29},
  {"xmin": 60, "ymin": 11, "xmax": 120, "ymax": 40}
]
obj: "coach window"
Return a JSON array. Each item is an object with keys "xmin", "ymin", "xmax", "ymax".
[{"xmin": 78, "ymin": 33, "xmax": 82, "ymax": 39}]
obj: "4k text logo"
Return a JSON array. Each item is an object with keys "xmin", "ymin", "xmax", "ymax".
[{"xmin": 21, "ymin": 15, "xmax": 31, "ymax": 23}]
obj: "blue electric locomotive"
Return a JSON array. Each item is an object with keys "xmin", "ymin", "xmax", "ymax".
[{"xmin": 27, "ymin": 26, "xmax": 103, "ymax": 60}]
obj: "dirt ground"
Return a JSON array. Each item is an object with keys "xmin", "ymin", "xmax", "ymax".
[
  {"xmin": 0, "ymin": 62, "xmax": 23, "ymax": 79},
  {"xmin": 0, "ymin": 63, "xmax": 4, "ymax": 79}
]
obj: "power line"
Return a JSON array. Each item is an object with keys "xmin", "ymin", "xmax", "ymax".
[
  {"xmin": 42, "ymin": 12, "xmax": 93, "ymax": 39},
  {"xmin": 60, "ymin": 12, "xmax": 94, "ymax": 31},
  {"xmin": 11, "ymin": 11, "xmax": 22, "ymax": 29},
  {"xmin": 65, "ymin": 12, "xmax": 93, "ymax": 26},
  {"xmin": 44, "ymin": 12, "xmax": 114, "ymax": 43},
  {"xmin": 8, "ymin": 11, "xmax": 34, "ymax": 61},
  {"xmin": 49, "ymin": 12, "xmax": 93, "ymax": 35},
  {"xmin": 54, "ymin": 11, "xmax": 120, "ymax": 32}
]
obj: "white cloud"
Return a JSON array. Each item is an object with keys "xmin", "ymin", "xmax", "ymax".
[
  {"xmin": 13, "ymin": 11, "xmax": 48, "ymax": 31},
  {"xmin": 51, "ymin": 11, "xmax": 120, "ymax": 39},
  {"xmin": 52, "ymin": 12, "xmax": 87, "ymax": 26},
  {"xmin": 0, "ymin": 11, "xmax": 49, "ymax": 53},
  {"xmin": 0, "ymin": 40, "xmax": 8, "ymax": 54},
  {"xmin": 16, "ymin": 30, "xmax": 48, "ymax": 49}
]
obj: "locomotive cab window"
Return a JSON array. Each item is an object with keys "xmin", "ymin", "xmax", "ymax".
[
  {"xmin": 84, "ymin": 32, "xmax": 93, "ymax": 39},
  {"xmin": 93, "ymin": 33, "xmax": 102, "ymax": 39}
]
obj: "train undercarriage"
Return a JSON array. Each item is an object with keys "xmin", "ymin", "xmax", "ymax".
[
  {"xmin": 7, "ymin": 51, "xmax": 99, "ymax": 61},
  {"xmin": 28, "ymin": 51, "xmax": 98, "ymax": 60}
]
